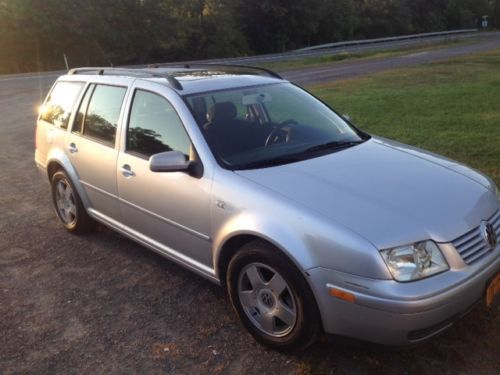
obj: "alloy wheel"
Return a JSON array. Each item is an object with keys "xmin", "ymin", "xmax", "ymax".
[
  {"xmin": 237, "ymin": 262, "xmax": 297, "ymax": 337},
  {"xmin": 55, "ymin": 179, "xmax": 77, "ymax": 225}
]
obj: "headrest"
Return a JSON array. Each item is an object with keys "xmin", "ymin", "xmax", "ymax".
[{"xmin": 206, "ymin": 102, "xmax": 237, "ymax": 125}]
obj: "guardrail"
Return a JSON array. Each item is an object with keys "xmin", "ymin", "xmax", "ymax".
[
  {"xmin": 295, "ymin": 29, "xmax": 478, "ymax": 52},
  {"xmin": 0, "ymin": 28, "xmax": 485, "ymax": 77},
  {"xmin": 190, "ymin": 28, "xmax": 481, "ymax": 65}
]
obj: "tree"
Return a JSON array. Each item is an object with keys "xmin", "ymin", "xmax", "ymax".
[
  {"xmin": 0, "ymin": 0, "xmax": 497, "ymax": 74},
  {"xmin": 316, "ymin": 0, "xmax": 358, "ymax": 44},
  {"xmin": 236, "ymin": 0, "xmax": 325, "ymax": 54}
]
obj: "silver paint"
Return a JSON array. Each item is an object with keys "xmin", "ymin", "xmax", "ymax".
[{"xmin": 35, "ymin": 71, "xmax": 500, "ymax": 345}]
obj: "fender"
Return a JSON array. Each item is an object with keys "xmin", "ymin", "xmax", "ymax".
[
  {"xmin": 212, "ymin": 209, "xmax": 316, "ymax": 279},
  {"xmin": 45, "ymin": 147, "xmax": 92, "ymax": 209},
  {"xmin": 210, "ymin": 175, "xmax": 391, "ymax": 280}
]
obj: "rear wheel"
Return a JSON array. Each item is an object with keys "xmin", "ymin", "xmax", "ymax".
[
  {"xmin": 227, "ymin": 240, "xmax": 321, "ymax": 351},
  {"xmin": 51, "ymin": 170, "xmax": 94, "ymax": 234}
]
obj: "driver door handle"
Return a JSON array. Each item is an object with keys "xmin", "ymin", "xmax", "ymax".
[{"xmin": 119, "ymin": 164, "xmax": 135, "ymax": 178}]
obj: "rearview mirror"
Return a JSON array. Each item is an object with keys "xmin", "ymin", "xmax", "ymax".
[
  {"xmin": 342, "ymin": 114, "xmax": 351, "ymax": 122},
  {"xmin": 149, "ymin": 150, "xmax": 191, "ymax": 173}
]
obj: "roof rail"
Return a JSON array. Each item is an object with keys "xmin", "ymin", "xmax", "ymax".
[
  {"xmin": 67, "ymin": 67, "xmax": 183, "ymax": 90},
  {"xmin": 179, "ymin": 63, "xmax": 283, "ymax": 79},
  {"xmin": 67, "ymin": 63, "xmax": 282, "ymax": 89}
]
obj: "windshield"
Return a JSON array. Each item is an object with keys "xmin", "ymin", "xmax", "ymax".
[{"xmin": 184, "ymin": 82, "xmax": 368, "ymax": 169}]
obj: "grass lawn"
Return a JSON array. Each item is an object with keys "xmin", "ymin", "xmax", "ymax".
[
  {"xmin": 258, "ymin": 38, "xmax": 474, "ymax": 72},
  {"xmin": 272, "ymin": 49, "xmax": 499, "ymax": 374},
  {"xmin": 307, "ymin": 49, "xmax": 500, "ymax": 185}
]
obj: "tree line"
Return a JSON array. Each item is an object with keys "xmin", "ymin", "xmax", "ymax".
[{"xmin": 1, "ymin": 0, "xmax": 498, "ymax": 74}]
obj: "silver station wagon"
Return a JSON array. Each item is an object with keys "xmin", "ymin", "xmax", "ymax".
[{"xmin": 35, "ymin": 65, "xmax": 499, "ymax": 350}]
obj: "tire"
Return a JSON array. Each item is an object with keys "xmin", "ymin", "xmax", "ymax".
[
  {"xmin": 227, "ymin": 240, "xmax": 321, "ymax": 351},
  {"xmin": 51, "ymin": 170, "xmax": 94, "ymax": 234}
]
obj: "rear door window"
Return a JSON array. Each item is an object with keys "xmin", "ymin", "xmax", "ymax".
[
  {"xmin": 40, "ymin": 81, "xmax": 84, "ymax": 129},
  {"xmin": 81, "ymin": 85, "xmax": 127, "ymax": 147}
]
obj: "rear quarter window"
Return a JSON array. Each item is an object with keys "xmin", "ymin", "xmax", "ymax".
[{"xmin": 40, "ymin": 81, "xmax": 84, "ymax": 129}]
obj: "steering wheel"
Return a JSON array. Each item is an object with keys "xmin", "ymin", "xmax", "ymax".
[{"xmin": 265, "ymin": 119, "xmax": 298, "ymax": 146}]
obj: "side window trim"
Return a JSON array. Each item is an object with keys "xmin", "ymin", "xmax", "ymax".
[
  {"xmin": 80, "ymin": 84, "xmax": 95, "ymax": 136},
  {"xmin": 71, "ymin": 83, "xmax": 95, "ymax": 134},
  {"xmin": 125, "ymin": 88, "xmax": 140, "ymax": 154}
]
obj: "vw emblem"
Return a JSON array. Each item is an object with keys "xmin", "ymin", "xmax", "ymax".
[
  {"xmin": 260, "ymin": 291, "xmax": 274, "ymax": 308},
  {"xmin": 480, "ymin": 221, "xmax": 497, "ymax": 249}
]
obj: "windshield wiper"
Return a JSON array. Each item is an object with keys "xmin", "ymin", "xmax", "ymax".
[
  {"xmin": 233, "ymin": 139, "xmax": 366, "ymax": 170},
  {"xmin": 233, "ymin": 155, "xmax": 303, "ymax": 170},
  {"xmin": 303, "ymin": 140, "xmax": 365, "ymax": 154}
]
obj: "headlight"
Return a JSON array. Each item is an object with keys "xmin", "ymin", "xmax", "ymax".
[{"xmin": 380, "ymin": 241, "xmax": 448, "ymax": 282}]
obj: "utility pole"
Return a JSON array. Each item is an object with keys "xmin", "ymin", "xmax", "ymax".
[{"xmin": 63, "ymin": 53, "xmax": 69, "ymax": 70}]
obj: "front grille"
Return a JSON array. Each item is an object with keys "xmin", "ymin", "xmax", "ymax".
[{"xmin": 452, "ymin": 210, "xmax": 500, "ymax": 265}]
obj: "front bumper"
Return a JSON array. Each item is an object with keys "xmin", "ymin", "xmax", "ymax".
[{"xmin": 307, "ymin": 246, "xmax": 499, "ymax": 346}]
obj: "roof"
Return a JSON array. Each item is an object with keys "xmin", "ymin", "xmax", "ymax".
[{"xmin": 66, "ymin": 65, "xmax": 285, "ymax": 95}]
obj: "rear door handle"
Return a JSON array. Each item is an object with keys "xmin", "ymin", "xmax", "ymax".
[
  {"xmin": 68, "ymin": 143, "xmax": 78, "ymax": 153},
  {"xmin": 119, "ymin": 164, "xmax": 135, "ymax": 177}
]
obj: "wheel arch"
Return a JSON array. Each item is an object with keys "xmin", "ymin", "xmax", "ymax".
[
  {"xmin": 217, "ymin": 233, "xmax": 261, "ymax": 287},
  {"xmin": 47, "ymin": 160, "xmax": 63, "ymax": 180},
  {"xmin": 45, "ymin": 149, "xmax": 91, "ymax": 209},
  {"xmin": 214, "ymin": 227, "xmax": 314, "ymax": 288},
  {"xmin": 219, "ymin": 233, "xmax": 324, "ymax": 348}
]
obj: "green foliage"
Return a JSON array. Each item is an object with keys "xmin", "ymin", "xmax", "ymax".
[
  {"xmin": 310, "ymin": 49, "xmax": 500, "ymax": 184},
  {"xmin": 257, "ymin": 38, "xmax": 469, "ymax": 71},
  {"xmin": 0, "ymin": 0, "xmax": 498, "ymax": 73},
  {"xmin": 236, "ymin": 0, "xmax": 326, "ymax": 53}
]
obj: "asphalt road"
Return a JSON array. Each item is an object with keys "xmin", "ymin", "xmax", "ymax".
[
  {"xmin": 1, "ymin": 37, "xmax": 499, "ymax": 374},
  {"xmin": 282, "ymin": 33, "xmax": 500, "ymax": 84}
]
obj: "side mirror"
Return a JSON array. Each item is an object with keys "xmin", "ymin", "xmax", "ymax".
[
  {"xmin": 342, "ymin": 114, "xmax": 351, "ymax": 122},
  {"xmin": 149, "ymin": 150, "xmax": 202, "ymax": 177}
]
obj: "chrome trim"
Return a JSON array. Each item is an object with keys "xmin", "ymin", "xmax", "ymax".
[
  {"xmin": 87, "ymin": 208, "xmax": 218, "ymax": 282},
  {"xmin": 452, "ymin": 210, "xmax": 500, "ymax": 265}
]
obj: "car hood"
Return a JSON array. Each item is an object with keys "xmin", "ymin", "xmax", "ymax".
[{"xmin": 236, "ymin": 137, "xmax": 498, "ymax": 249}]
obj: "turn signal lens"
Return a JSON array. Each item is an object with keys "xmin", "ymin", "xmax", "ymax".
[{"xmin": 328, "ymin": 287, "xmax": 356, "ymax": 303}]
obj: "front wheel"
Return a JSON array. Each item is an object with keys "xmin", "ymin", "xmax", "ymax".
[
  {"xmin": 227, "ymin": 240, "xmax": 321, "ymax": 351},
  {"xmin": 51, "ymin": 170, "xmax": 94, "ymax": 234}
]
